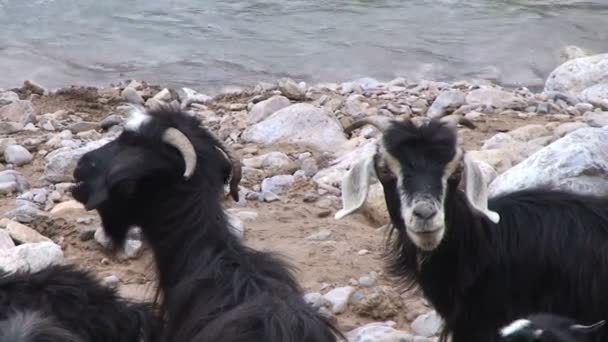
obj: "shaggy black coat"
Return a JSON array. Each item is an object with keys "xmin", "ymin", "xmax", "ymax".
[
  {"xmin": 71, "ymin": 106, "xmax": 342, "ymax": 342},
  {"xmin": 0, "ymin": 264, "xmax": 159, "ymax": 342},
  {"xmin": 376, "ymin": 120, "xmax": 608, "ymax": 342}
]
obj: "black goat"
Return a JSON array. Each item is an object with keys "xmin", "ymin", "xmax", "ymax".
[
  {"xmin": 500, "ymin": 313, "xmax": 605, "ymax": 342},
  {"xmin": 335, "ymin": 115, "xmax": 608, "ymax": 342},
  {"xmin": 71, "ymin": 104, "xmax": 342, "ymax": 342},
  {"xmin": 0, "ymin": 264, "xmax": 159, "ymax": 342}
]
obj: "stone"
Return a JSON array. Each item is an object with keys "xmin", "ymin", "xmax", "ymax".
[
  {"xmin": 6, "ymin": 221, "xmax": 52, "ymax": 244},
  {"xmin": 226, "ymin": 212, "xmax": 245, "ymax": 240},
  {"xmin": 44, "ymin": 138, "xmax": 110, "ymax": 183},
  {"xmin": 153, "ymin": 88, "xmax": 172, "ymax": 102},
  {"xmin": 0, "ymin": 182, "xmax": 17, "ymax": 195},
  {"xmin": 581, "ymin": 84, "xmax": 608, "ymax": 102},
  {"xmin": 50, "ymin": 200, "xmax": 85, "ymax": 215},
  {"xmin": 353, "ymin": 77, "xmax": 381, "ymax": 91},
  {"xmin": 427, "ymin": 91, "xmax": 466, "ymax": 118},
  {"xmin": 482, "ymin": 133, "xmax": 515, "ymax": 150},
  {"xmin": 248, "ymin": 95, "xmax": 291, "ymax": 124},
  {"xmin": 0, "ymin": 248, "xmax": 28, "ymax": 273},
  {"xmin": 0, "ymin": 229, "xmax": 15, "ymax": 250},
  {"xmin": 4, "ymin": 204, "xmax": 46, "ymax": 224},
  {"xmin": 178, "ymin": 88, "xmax": 212, "ymax": 108},
  {"xmin": 345, "ymin": 322, "xmax": 413, "ymax": 342},
  {"xmin": 243, "ymin": 152, "xmax": 293, "ymax": 173},
  {"xmin": 121, "ymin": 87, "xmax": 144, "ymax": 105},
  {"xmin": 508, "ymin": 124, "xmax": 551, "ymax": 142},
  {"xmin": 467, "ymin": 149, "xmax": 528, "ymax": 174},
  {"xmin": 13, "ymin": 242, "xmax": 64, "ymax": 273},
  {"xmin": 340, "ymin": 82, "xmax": 362, "ymax": 95},
  {"xmin": 0, "ymin": 122, "xmax": 23, "ymax": 134},
  {"xmin": 465, "ymin": 87, "xmax": 527, "ymax": 110},
  {"xmin": 358, "ymin": 249, "xmax": 369, "ymax": 256},
  {"xmin": 560, "ymin": 45, "xmax": 592, "ymax": 62},
  {"xmin": 0, "ymin": 100, "xmax": 35, "ymax": 126},
  {"xmin": 100, "ymin": 114, "xmax": 124, "ymax": 130},
  {"xmin": 102, "ymin": 275, "xmax": 120, "ymax": 288},
  {"xmin": 68, "ymin": 121, "xmax": 99, "ymax": 134},
  {"xmin": 94, "ymin": 226, "xmax": 114, "ymax": 250},
  {"xmin": 4, "ymin": 145, "xmax": 33, "ymax": 166},
  {"xmin": 123, "ymin": 239, "xmax": 143, "ymax": 259},
  {"xmin": 306, "ymin": 230, "xmax": 332, "ymax": 241},
  {"xmin": 300, "ymin": 158, "xmax": 318, "ymax": 177},
  {"xmin": 544, "ymin": 53, "xmax": 608, "ymax": 96},
  {"xmin": 345, "ymin": 94, "xmax": 370, "ymax": 117},
  {"xmin": 261, "ymin": 175, "xmax": 295, "ymax": 196},
  {"xmin": 358, "ymin": 275, "xmax": 377, "ymax": 288},
  {"xmin": 323, "ymin": 286, "xmax": 355, "ymax": 314},
  {"xmin": 554, "ymin": 122, "xmax": 589, "ymax": 138},
  {"xmin": 303, "ymin": 292, "xmax": 331, "ymax": 310},
  {"xmin": 582, "ymin": 111, "xmax": 608, "ymax": 127},
  {"xmin": 278, "ymin": 79, "xmax": 306, "ymax": 100},
  {"xmin": 411, "ymin": 311, "xmax": 444, "ymax": 337},
  {"xmin": 0, "ymin": 170, "xmax": 29, "ymax": 192},
  {"xmin": 489, "ymin": 127, "xmax": 608, "ymax": 197},
  {"xmin": 575, "ymin": 102, "xmax": 594, "ymax": 113},
  {"xmin": 79, "ymin": 227, "xmax": 96, "ymax": 241},
  {"xmin": 242, "ymin": 103, "xmax": 347, "ymax": 153},
  {"xmin": 0, "ymin": 91, "xmax": 19, "ymax": 105}
]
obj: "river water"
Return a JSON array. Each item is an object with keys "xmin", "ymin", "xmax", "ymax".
[{"xmin": 0, "ymin": 0, "xmax": 606, "ymax": 93}]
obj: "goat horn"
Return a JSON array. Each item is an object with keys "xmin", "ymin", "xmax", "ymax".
[
  {"xmin": 344, "ymin": 115, "xmax": 394, "ymax": 137},
  {"xmin": 162, "ymin": 127, "xmax": 197, "ymax": 179},
  {"xmin": 439, "ymin": 114, "xmax": 476, "ymax": 130},
  {"xmin": 214, "ymin": 146, "xmax": 242, "ymax": 202}
]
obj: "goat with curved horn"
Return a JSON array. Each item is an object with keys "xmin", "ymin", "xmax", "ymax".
[
  {"xmin": 344, "ymin": 115, "xmax": 395, "ymax": 137},
  {"xmin": 162, "ymin": 127, "xmax": 197, "ymax": 179}
]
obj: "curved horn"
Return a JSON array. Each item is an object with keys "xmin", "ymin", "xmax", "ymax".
[
  {"xmin": 214, "ymin": 146, "xmax": 242, "ymax": 202},
  {"xmin": 344, "ymin": 115, "xmax": 394, "ymax": 137},
  {"xmin": 439, "ymin": 114, "xmax": 476, "ymax": 130},
  {"xmin": 162, "ymin": 127, "xmax": 197, "ymax": 179},
  {"xmin": 571, "ymin": 320, "xmax": 606, "ymax": 334}
]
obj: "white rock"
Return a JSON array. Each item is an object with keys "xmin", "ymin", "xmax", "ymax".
[
  {"xmin": 248, "ymin": 95, "xmax": 291, "ymax": 124},
  {"xmin": 544, "ymin": 53, "xmax": 608, "ymax": 96},
  {"xmin": 508, "ymin": 124, "xmax": 551, "ymax": 142},
  {"xmin": 583, "ymin": 111, "xmax": 608, "ymax": 127},
  {"xmin": 0, "ymin": 229, "xmax": 15, "ymax": 250},
  {"xmin": 3, "ymin": 242, "xmax": 64, "ymax": 273},
  {"xmin": 323, "ymin": 286, "xmax": 355, "ymax": 314},
  {"xmin": 427, "ymin": 91, "xmax": 466, "ymax": 118},
  {"xmin": 278, "ymin": 79, "xmax": 306, "ymax": 100},
  {"xmin": 243, "ymin": 152, "xmax": 292, "ymax": 172},
  {"xmin": 358, "ymin": 275, "xmax": 377, "ymax": 288},
  {"xmin": 242, "ymin": 103, "xmax": 347, "ymax": 153},
  {"xmin": 179, "ymin": 88, "xmax": 212, "ymax": 107},
  {"xmin": 153, "ymin": 88, "xmax": 172, "ymax": 102},
  {"xmin": 411, "ymin": 311, "xmax": 444, "ymax": 337},
  {"xmin": 94, "ymin": 226, "xmax": 114, "ymax": 250},
  {"xmin": 261, "ymin": 175, "xmax": 295, "ymax": 195},
  {"xmin": 554, "ymin": 122, "xmax": 589, "ymax": 137},
  {"xmin": 102, "ymin": 275, "xmax": 120, "ymax": 288},
  {"xmin": 489, "ymin": 127, "xmax": 608, "ymax": 197},
  {"xmin": 303, "ymin": 292, "xmax": 331, "ymax": 310},
  {"xmin": 306, "ymin": 230, "xmax": 332, "ymax": 241},
  {"xmin": 345, "ymin": 94, "xmax": 370, "ymax": 117},
  {"xmin": 4, "ymin": 145, "xmax": 33, "ymax": 166},
  {"xmin": 301, "ymin": 158, "xmax": 318, "ymax": 177},
  {"xmin": 482, "ymin": 133, "xmax": 515, "ymax": 150},
  {"xmin": 466, "ymin": 87, "xmax": 527, "ymax": 110},
  {"xmin": 44, "ymin": 139, "xmax": 110, "ymax": 183},
  {"xmin": 353, "ymin": 77, "xmax": 381, "ymax": 91},
  {"xmin": 6, "ymin": 221, "xmax": 52, "ymax": 244},
  {"xmin": 123, "ymin": 239, "xmax": 143, "ymax": 259},
  {"xmin": 346, "ymin": 322, "xmax": 413, "ymax": 342},
  {"xmin": 0, "ymin": 100, "xmax": 36, "ymax": 126},
  {"xmin": 580, "ymin": 83, "xmax": 608, "ymax": 102},
  {"xmin": 357, "ymin": 249, "xmax": 370, "ymax": 256},
  {"xmin": 226, "ymin": 212, "xmax": 245, "ymax": 240},
  {"xmin": 121, "ymin": 87, "xmax": 144, "ymax": 105}
]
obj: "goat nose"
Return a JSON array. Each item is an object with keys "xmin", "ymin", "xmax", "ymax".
[{"xmin": 413, "ymin": 203, "xmax": 437, "ymax": 220}]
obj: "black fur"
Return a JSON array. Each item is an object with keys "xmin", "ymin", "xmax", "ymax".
[
  {"xmin": 0, "ymin": 264, "xmax": 159, "ymax": 342},
  {"xmin": 501, "ymin": 313, "xmax": 606, "ymax": 342},
  {"xmin": 71, "ymin": 105, "xmax": 342, "ymax": 342},
  {"xmin": 375, "ymin": 119, "xmax": 608, "ymax": 342}
]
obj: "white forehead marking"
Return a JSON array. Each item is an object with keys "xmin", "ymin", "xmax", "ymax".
[
  {"xmin": 124, "ymin": 107, "xmax": 152, "ymax": 132},
  {"xmin": 500, "ymin": 319, "xmax": 532, "ymax": 336}
]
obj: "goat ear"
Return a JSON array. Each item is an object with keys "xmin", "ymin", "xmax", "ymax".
[
  {"xmin": 462, "ymin": 152, "xmax": 501, "ymax": 224},
  {"xmin": 335, "ymin": 153, "xmax": 377, "ymax": 220},
  {"xmin": 570, "ymin": 320, "xmax": 606, "ymax": 334}
]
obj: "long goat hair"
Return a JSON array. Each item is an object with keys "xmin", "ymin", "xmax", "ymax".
[
  {"xmin": 335, "ymin": 115, "xmax": 608, "ymax": 342},
  {"xmin": 71, "ymin": 104, "xmax": 342, "ymax": 342},
  {"xmin": 0, "ymin": 264, "xmax": 160, "ymax": 342}
]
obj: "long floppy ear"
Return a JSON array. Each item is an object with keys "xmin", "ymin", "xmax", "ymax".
[
  {"xmin": 334, "ymin": 153, "xmax": 378, "ymax": 220},
  {"xmin": 462, "ymin": 152, "xmax": 501, "ymax": 224},
  {"xmin": 570, "ymin": 320, "xmax": 606, "ymax": 334}
]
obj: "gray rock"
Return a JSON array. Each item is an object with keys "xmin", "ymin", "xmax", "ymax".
[
  {"xmin": 581, "ymin": 83, "xmax": 608, "ymax": 102},
  {"xmin": 0, "ymin": 229, "xmax": 15, "ymax": 250},
  {"xmin": 411, "ymin": 311, "xmax": 444, "ymax": 337},
  {"xmin": 13, "ymin": 242, "xmax": 64, "ymax": 273},
  {"xmin": 303, "ymin": 292, "xmax": 331, "ymax": 310},
  {"xmin": 301, "ymin": 158, "xmax": 318, "ymax": 177},
  {"xmin": 100, "ymin": 114, "xmax": 124, "ymax": 130},
  {"xmin": 121, "ymin": 87, "xmax": 144, "ymax": 105},
  {"xmin": 306, "ymin": 230, "xmax": 332, "ymax": 241},
  {"xmin": 248, "ymin": 95, "xmax": 291, "ymax": 124},
  {"xmin": 178, "ymin": 88, "xmax": 212, "ymax": 108},
  {"xmin": 466, "ymin": 87, "xmax": 527, "ymax": 110},
  {"xmin": 489, "ymin": 127, "xmax": 608, "ymax": 197},
  {"xmin": 427, "ymin": 91, "xmax": 466, "ymax": 119},
  {"xmin": 0, "ymin": 91, "xmax": 19, "ymax": 105},
  {"xmin": 482, "ymin": 133, "xmax": 515, "ymax": 150},
  {"xmin": 353, "ymin": 77, "xmax": 381, "ymax": 91},
  {"xmin": 242, "ymin": 103, "xmax": 347, "ymax": 153},
  {"xmin": 102, "ymin": 275, "xmax": 120, "ymax": 288},
  {"xmin": 346, "ymin": 322, "xmax": 413, "ymax": 342},
  {"xmin": 340, "ymin": 82, "xmax": 362, "ymax": 95},
  {"xmin": 4, "ymin": 204, "xmax": 46, "ymax": 224},
  {"xmin": 44, "ymin": 139, "xmax": 110, "ymax": 183},
  {"xmin": 508, "ymin": 124, "xmax": 551, "ymax": 142},
  {"xmin": 345, "ymin": 94, "xmax": 370, "ymax": 117},
  {"xmin": 94, "ymin": 226, "xmax": 114, "ymax": 250},
  {"xmin": 582, "ymin": 111, "xmax": 608, "ymax": 127},
  {"xmin": 79, "ymin": 227, "xmax": 96, "ymax": 241},
  {"xmin": 261, "ymin": 175, "xmax": 295, "ymax": 196},
  {"xmin": 358, "ymin": 275, "xmax": 377, "ymax": 288},
  {"xmin": 153, "ymin": 88, "xmax": 172, "ymax": 102},
  {"xmin": 123, "ymin": 239, "xmax": 143, "ymax": 259},
  {"xmin": 544, "ymin": 53, "xmax": 608, "ymax": 96},
  {"xmin": 4, "ymin": 145, "xmax": 33, "ymax": 166},
  {"xmin": 0, "ymin": 182, "xmax": 17, "ymax": 195},
  {"xmin": 575, "ymin": 102, "xmax": 594, "ymax": 113},
  {"xmin": 303, "ymin": 192, "xmax": 320, "ymax": 203},
  {"xmin": 323, "ymin": 286, "xmax": 355, "ymax": 314},
  {"xmin": 553, "ymin": 122, "xmax": 589, "ymax": 138},
  {"xmin": 278, "ymin": 79, "xmax": 306, "ymax": 100},
  {"xmin": 0, "ymin": 100, "xmax": 35, "ymax": 126},
  {"xmin": 68, "ymin": 121, "xmax": 99, "ymax": 134},
  {"xmin": 262, "ymin": 191, "xmax": 280, "ymax": 202},
  {"xmin": 0, "ymin": 122, "xmax": 23, "ymax": 134},
  {"xmin": 6, "ymin": 221, "xmax": 52, "ymax": 244},
  {"xmin": 0, "ymin": 248, "xmax": 28, "ymax": 273},
  {"xmin": 243, "ymin": 152, "xmax": 292, "ymax": 173}
]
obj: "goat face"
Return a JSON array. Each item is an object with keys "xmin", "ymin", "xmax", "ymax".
[
  {"xmin": 500, "ymin": 314, "xmax": 606, "ymax": 342},
  {"xmin": 71, "ymin": 104, "xmax": 240, "ymax": 245},
  {"xmin": 335, "ymin": 115, "xmax": 500, "ymax": 252}
]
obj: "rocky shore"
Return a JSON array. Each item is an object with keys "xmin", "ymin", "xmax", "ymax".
[{"xmin": 0, "ymin": 48, "xmax": 607, "ymax": 341}]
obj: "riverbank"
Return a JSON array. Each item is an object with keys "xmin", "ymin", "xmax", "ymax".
[{"xmin": 1, "ymin": 51, "xmax": 607, "ymax": 340}]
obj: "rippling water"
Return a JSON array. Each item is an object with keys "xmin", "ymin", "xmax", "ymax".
[{"xmin": 0, "ymin": 0, "xmax": 606, "ymax": 93}]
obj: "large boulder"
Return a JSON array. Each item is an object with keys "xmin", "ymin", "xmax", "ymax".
[
  {"xmin": 489, "ymin": 127, "xmax": 608, "ymax": 197},
  {"xmin": 242, "ymin": 103, "xmax": 347, "ymax": 153},
  {"xmin": 544, "ymin": 53, "xmax": 608, "ymax": 97},
  {"xmin": 248, "ymin": 95, "xmax": 291, "ymax": 124}
]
